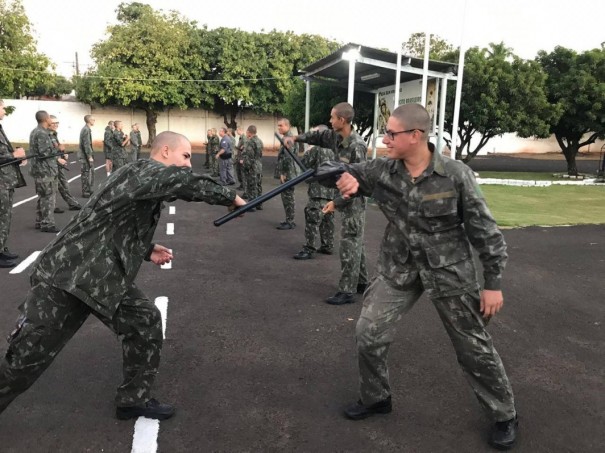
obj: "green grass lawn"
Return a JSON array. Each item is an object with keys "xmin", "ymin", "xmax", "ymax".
[
  {"xmin": 477, "ymin": 171, "xmax": 563, "ymax": 181},
  {"xmin": 482, "ymin": 185, "xmax": 605, "ymax": 227}
]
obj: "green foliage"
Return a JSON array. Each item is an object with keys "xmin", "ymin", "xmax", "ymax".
[
  {"xmin": 403, "ymin": 32, "xmax": 455, "ymax": 61},
  {"xmin": 0, "ymin": 0, "xmax": 54, "ymax": 97},
  {"xmin": 446, "ymin": 43, "xmax": 556, "ymax": 162},
  {"xmin": 536, "ymin": 46, "xmax": 605, "ymax": 174},
  {"xmin": 28, "ymin": 75, "xmax": 73, "ymax": 99}
]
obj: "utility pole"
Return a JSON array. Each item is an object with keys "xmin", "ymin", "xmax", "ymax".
[{"xmin": 75, "ymin": 52, "xmax": 80, "ymax": 76}]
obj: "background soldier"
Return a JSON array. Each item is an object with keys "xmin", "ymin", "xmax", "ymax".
[
  {"xmin": 49, "ymin": 116, "xmax": 81, "ymax": 213},
  {"xmin": 130, "ymin": 123, "xmax": 142, "ymax": 161},
  {"xmin": 79, "ymin": 114, "xmax": 95, "ymax": 197},
  {"xmin": 209, "ymin": 128, "xmax": 220, "ymax": 177},
  {"xmin": 111, "ymin": 120, "xmax": 130, "ymax": 171},
  {"xmin": 286, "ymin": 103, "xmax": 369, "ymax": 305},
  {"xmin": 293, "ymin": 125, "xmax": 336, "ymax": 260},
  {"xmin": 275, "ymin": 118, "xmax": 297, "ymax": 230},
  {"xmin": 204, "ymin": 129, "xmax": 212, "ymax": 169},
  {"xmin": 241, "ymin": 125, "xmax": 263, "ymax": 211},
  {"xmin": 0, "ymin": 99, "xmax": 27, "ymax": 268},
  {"xmin": 217, "ymin": 127, "xmax": 235, "ymax": 186},
  {"xmin": 331, "ymin": 103, "xmax": 518, "ymax": 451},
  {"xmin": 235, "ymin": 127, "xmax": 246, "ymax": 189},
  {"xmin": 103, "ymin": 121, "xmax": 114, "ymax": 176},
  {"xmin": 29, "ymin": 110, "xmax": 64, "ymax": 233},
  {"xmin": 0, "ymin": 131, "xmax": 246, "ymax": 420}
]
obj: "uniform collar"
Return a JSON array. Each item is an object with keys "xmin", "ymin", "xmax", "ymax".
[{"xmin": 387, "ymin": 146, "xmax": 448, "ymax": 176}]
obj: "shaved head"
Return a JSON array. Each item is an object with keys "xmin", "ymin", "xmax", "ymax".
[
  {"xmin": 150, "ymin": 131, "xmax": 190, "ymax": 156},
  {"xmin": 391, "ymin": 104, "xmax": 430, "ymax": 140}
]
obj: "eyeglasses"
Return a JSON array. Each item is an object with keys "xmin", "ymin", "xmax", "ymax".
[{"xmin": 385, "ymin": 129, "xmax": 424, "ymax": 140}]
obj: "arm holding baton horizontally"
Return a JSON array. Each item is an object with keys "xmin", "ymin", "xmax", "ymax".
[
  {"xmin": 214, "ymin": 161, "xmax": 347, "ymax": 227},
  {"xmin": 0, "ymin": 150, "xmax": 75, "ymax": 169}
]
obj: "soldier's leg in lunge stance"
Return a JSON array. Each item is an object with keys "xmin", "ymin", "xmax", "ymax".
[
  {"xmin": 355, "ymin": 276, "xmax": 423, "ymax": 405},
  {"xmin": 0, "ymin": 279, "xmax": 91, "ymax": 413},
  {"xmin": 318, "ymin": 206, "xmax": 335, "ymax": 252},
  {"xmin": 94, "ymin": 286, "xmax": 163, "ymax": 408},
  {"xmin": 431, "ymin": 291, "xmax": 516, "ymax": 422},
  {"xmin": 338, "ymin": 210, "xmax": 366, "ymax": 293}
]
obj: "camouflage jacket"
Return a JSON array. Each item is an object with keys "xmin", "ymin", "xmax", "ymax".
[
  {"xmin": 242, "ymin": 136, "xmax": 263, "ymax": 170},
  {"xmin": 344, "ymin": 151, "xmax": 507, "ymax": 297},
  {"xmin": 0, "ymin": 123, "xmax": 26, "ymax": 189},
  {"xmin": 209, "ymin": 136, "xmax": 220, "ymax": 155},
  {"xmin": 296, "ymin": 129, "xmax": 367, "ymax": 213},
  {"xmin": 276, "ymin": 131, "xmax": 298, "ymax": 179},
  {"xmin": 111, "ymin": 129, "xmax": 128, "ymax": 157},
  {"xmin": 30, "ymin": 159, "xmax": 236, "ymax": 318},
  {"xmin": 130, "ymin": 130, "xmax": 142, "ymax": 149},
  {"xmin": 103, "ymin": 127, "xmax": 113, "ymax": 156},
  {"xmin": 29, "ymin": 126, "xmax": 58, "ymax": 180},
  {"xmin": 79, "ymin": 125, "xmax": 94, "ymax": 161},
  {"xmin": 236, "ymin": 135, "xmax": 247, "ymax": 159},
  {"xmin": 301, "ymin": 145, "xmax": 336, "ymax": 200}
]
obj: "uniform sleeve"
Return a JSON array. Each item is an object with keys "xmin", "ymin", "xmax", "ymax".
[
  {"xmin": 296, "ymin": 130, "xmax": 336, "ymax": 149},
  {"xmin": 459, "ymin": 169, "xmax": 507, "ymax": 290}
]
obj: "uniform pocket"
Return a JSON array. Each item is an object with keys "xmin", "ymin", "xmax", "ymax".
[{"xmin": 418, "ymin": 195, "xmax": 459, "ymax": 233}]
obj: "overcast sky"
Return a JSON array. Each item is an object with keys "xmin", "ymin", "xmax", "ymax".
[{"xmin": 20, "ymin": 0, "xmax": 605, "ymax": 77}]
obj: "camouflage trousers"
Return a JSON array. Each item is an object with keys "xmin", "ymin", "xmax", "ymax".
[
  {"xmin": 234, "ymin": 159, "xmax": 243, "ymax": 184},
  {"xmin": 280, "ymin": 183, "xmax": 295, "ymax": 223},
  {"xmin": 0, "ymin": 188, "xmax": 14, "ymax": 251},
  {"xmin": 34, "ymin": 179, "xmax": 57, "ymax": 229},
  {"xmin": 57, "ymin": 167, "xmax": 80, "ymax": 209},
  {"xmin": 80, "ymin": 159, "xmax": 95, "ymax": 197},
  {"xmin": 210, "ymin": 153, "xmax": 219, "ymax": 177},
  {"xmin": 112, "ymin": 152, "xmax": 129, "ymax": 171},
  {"xmin": 0, "ymin": 279, "xmax": 163, "ymax": 413},
  {"xmin": 303, "ymin": 198, "xmax": 334, "ymax": 253},
  {"xmin": 356, "ymin": 275, "xmax": 516, "ymax": 422},
  {"xmin": 130, "ymin": 146, "xmax": 140, "ymax": 161},
  {"xmin": 338, "ymin": 207, "xmax": 368, "ymax": 293},
  {"xmin": 242, "ymin": 166, "xmax": 259, "ymax": 200}
]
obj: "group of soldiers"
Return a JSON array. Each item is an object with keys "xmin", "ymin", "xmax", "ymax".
[{"xmin": 0, "ymin": 102, "xmax": 143, "ymax": 268}]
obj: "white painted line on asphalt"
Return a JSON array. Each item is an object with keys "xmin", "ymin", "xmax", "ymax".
[
  {"xmin": 131, "ymin": 417, "xmax": 159, "ymax": 453},
  {"xmin": 9, "ymin": 251, "xmax": 40, "ymax": 274},
  {"xmin": 12, "ymin": 195, "xmax": 37, "ymax": 207},
  {"xmin": 67, "ymin": 173, "xmax": 81, "ymax": 183},
  {"xmin": 154, "ymin": 296, "xmax": 169, "ymax": 339},
  {"xmin": 166, "ymin": 223, "xmax": 174, "ymax": 235},
  {"xmin": 169, "ymin": 206, "xmax": 175, "ymax": 215}
]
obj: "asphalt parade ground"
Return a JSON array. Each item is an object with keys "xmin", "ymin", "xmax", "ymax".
[{"xmin": 0, "ymin": 154, "xmax": 603, "ymax": 452}]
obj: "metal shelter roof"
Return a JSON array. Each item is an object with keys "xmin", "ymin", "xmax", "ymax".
[{"xmin": 299, "ymin": 43, "xmax": 458, "ymax": 92}]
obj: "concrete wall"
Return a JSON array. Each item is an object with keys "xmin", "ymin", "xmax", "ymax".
[
  {"xmin": 2, "ymin": 99, "xmax": 604, "ymax": 155},
  {"xmin": 1, "ymin": 99, "xmax": 288, "ymax": 151}
]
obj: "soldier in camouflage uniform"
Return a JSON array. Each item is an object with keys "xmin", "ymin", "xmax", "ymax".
[
  {"xmin": 240, "ymin": 125, "xmax": 264, "ymax": 211},
  {"xmin": 79, "ymin": 114, "xmax": 95, "ymax": 197},
  {"xmin": 49, "ymin": 116, "xmax": 81, "ymax": 212},
  {"xmin": 0, "ymin": 131, "xmax": 246, "ymax": 420},
  {"xmin": 288, "ymin": 103, "xmax": 369, "ymax": 305},
  {"xmin": 0, "ymin": 99, "xmax": 27, "ymax": 268},
  {"xmin": 235, "ymin": 127, "xmax": 246, "ymax": 189},
  {"xmin": 275, "ymin": 118, "xmax": 297, "ymax": 229},
  {"xmin": 29, "ymin": 110, "xmax": 64, "ymax": 233},
  {"xmin": 209, "ymin": 128, "xmax": 220, "ymax": 177},
  {"xmin": 103, "ymin": 121, "xmax": 114, "ymax": 177},
  {"xmin": 204, "ymin": 129, "xmax": 211, "ymax": 169},
  {"xmin": 129, "ymin": 123, "xmax": 142, "ymax": 161},
  {"xmin": 111, "ymin": 120, "xmax": 130, "ymax": 171},
  {"xmin": 331, "ymin": 104, "xmax": 518, "ymax": 450},
  {"xmin": 293, "ymin": 125, "xmax": 336, "ymax": 260}
]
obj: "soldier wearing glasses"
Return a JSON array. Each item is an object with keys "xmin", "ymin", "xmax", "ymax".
[{"xmin": 329, "ymin": 103, "xmax": 518, "ymax": 451}]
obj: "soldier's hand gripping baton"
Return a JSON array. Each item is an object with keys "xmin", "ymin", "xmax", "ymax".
[
  {"xmin": 213, "ymin": 161, "xmax": 347, "ymax": 227},
  {"xmin": 274, "ymin": 132, "xmax": 307, "ymax": 172}
]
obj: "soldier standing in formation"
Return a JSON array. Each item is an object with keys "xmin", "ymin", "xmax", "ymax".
[
  {"xmin": 204, "ymin": 128, "xmax": 212, "ymax": 169},
  {"xmin": 130, "ymin": 123, "xmax": 142, "ymax": 161},
  {"xmin": 235, "ymin": 127, "xmax": 246, "ymax": 190},
  {"xmin": 240, "ymin": 125, "xmax": 264, "ymax": 211},
  {"xmin": 79, "ymin": 114, "xmax": 95, "ymax": 198},
  {"xmin": 0, "ymin": 99, "xmax": 27, "ymax": 268},
  {"xmin": 286, "ymin": 102, "xmax": 369, "ymax": 305},
  {"xmin": 29, "ymin": 110, "xmax": 65, "ymax": 233},
  {"xmin": 103, "ymin": 120, "xmax": 114, "ymax": 177},
  {"xmin": 331, "ymin": 103, "xmax": 518, "ymax": 450},
  {"xmin": 217, "ymin": 127, "xmax": 236, "ymax": 186},
  {"xmin": 111, "ymin": 120, "xmax": 130, "ymax": 171},
  {"xmin": 0, "ymin": 131, "xmax": 246, "ymax": 420},
  {"xmin": 275, "ymin": 118, "xmax": 297, "ymax": 230},
  {"xmin": 48, "ymin": 116, "xmax": 81, "ymax": 213},
  {"xmin": 293, "ymin": 124, "xmax": 336, "ymax": 260},
  {"xmin": 209, "ymin": 128, "xmax": 220, "ymax": 177}
]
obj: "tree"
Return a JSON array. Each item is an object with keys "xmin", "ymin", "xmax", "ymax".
[
  {"xmin": 537, "ymin": 46, "xmax": 605, "ymax": 175},
  {"xmin": 194, "ymin": 28, "xmax": 339, "ymax": 131},
  {"xmin": 28, "ymin": 75, "xmax": 73, "ymax": 99},
  {"xmin": 0, "ymin": 0, "xmax": 54, "ymax": 97},
  {"xmin": 403, "ymin": 32, "xmax": 455, "ymax": 61},
  {"xmin": 446, "ymin": 43, "xmax": 556, "ymax": 162},
  {"xmin": 75, "ymin": 2, "xmax": 211, "ymax": 145}
]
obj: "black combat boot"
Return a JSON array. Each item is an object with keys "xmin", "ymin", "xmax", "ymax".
[
  {"xmin": 344, "ymin": 396, "xmax": 392, "ymax": 420},
  {"xmin": 1, "ymin": 248, "xmax": 19, "ymax": 260},
  {"xmin": 326, "ymin": 292, "xmax": 354, "ymax": 305},
  {"xmin": 0, "ymin": 256, "xmax": 16, "ymax": 268},
  {"xmin": 116, "ymin": 398, "xmax": 176, "ymax": 421},
  {"xmin": 293, "ymin": 250, "xmax": 313, "ymax": 260},
  {"xmin": 489, "ymin": 415, "xmax": 519, "ymax": 450}
]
